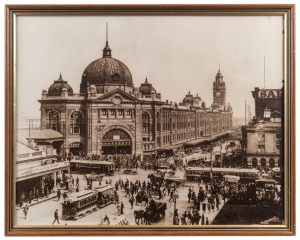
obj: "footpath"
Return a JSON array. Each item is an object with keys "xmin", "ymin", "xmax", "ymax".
[{"xmin": 16, "ymin": 187, "xmax": 67, "ymax": 211}]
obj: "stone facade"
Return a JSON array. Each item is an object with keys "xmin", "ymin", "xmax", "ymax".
[{"xmin": 38, "ymin": 39, "xmax": 233, "ymax": 158}]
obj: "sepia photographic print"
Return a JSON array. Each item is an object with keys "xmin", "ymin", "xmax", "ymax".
[{"xmin": 5, "ymin": 5, "xmax": 295, "ymax": 236}]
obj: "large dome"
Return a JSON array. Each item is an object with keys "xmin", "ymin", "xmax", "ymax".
[{"xmin": 80, "ymin": 41, "xmax": 133, "ymax": 93}]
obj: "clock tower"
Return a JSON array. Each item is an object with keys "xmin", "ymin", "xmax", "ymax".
[{"xmin": 212, "ymin": 69, "xmax": 226, "ymax": 108}]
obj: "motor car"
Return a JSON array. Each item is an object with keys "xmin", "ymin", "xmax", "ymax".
[
  {"xmin": 157, "ymin": 165, "xmax": 175, "ymax": 175},
  {"xmin": 123, "ymin": 169, "xmax": 138, "ymax": 175},
  {"xmin": 83, "ymin": 172, "xmax": 105, "ymax": 181}
]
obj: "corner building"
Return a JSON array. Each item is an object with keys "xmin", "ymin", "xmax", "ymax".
[{"xmin": 39, "ymin": 38, "xmax": 233, "ymax": 159}]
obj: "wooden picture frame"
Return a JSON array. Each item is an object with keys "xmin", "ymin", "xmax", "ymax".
[{"xmin": 5, "ymin": 4, "xmax": 295, "ymax": 236}]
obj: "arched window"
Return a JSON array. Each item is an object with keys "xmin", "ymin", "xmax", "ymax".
[
  {"xmin": 49, "ymin": 111, "xmax": 60, "ymax": 131},
  {"xmin": 142, "ymin": 111, "xmax": 151, "ymax": 133},
  {"xmin": 269, "ymin": 158, "xmax": 275, "ymax": 169},
  {"xmin": 70, "ymin": 111, "xmax": 83, "ymax": 134},
  {"xmin": 252, "ymin": 158, "xmax": 258, "ymax": 168},
  {"xmin": 261, "ymin": 158, "xmax": 267, "ymax": 170}
]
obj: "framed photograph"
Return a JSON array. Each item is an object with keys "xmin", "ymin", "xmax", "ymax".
[{"xmin": 5, "ymin": 4, "xmax": 295, "ymax": 236}]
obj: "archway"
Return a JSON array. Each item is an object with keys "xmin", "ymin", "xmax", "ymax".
[
  {"xmin": 101, "ymin": 128, "xmax": 132, "ymax": 155},
  {"xmin": 252, "ymin": 158, "xmax": 258, "ymax": 168},
  {"xmin": 269, "ymin": 158, "xmax": 275, "ymax": 169},
  {"xmin": 69, "ymin": 142, "xmax": 84, "ymax": 156},
  {"xmin": 261, "ymin": 158, "xmax": 267, "ymax": 170}
]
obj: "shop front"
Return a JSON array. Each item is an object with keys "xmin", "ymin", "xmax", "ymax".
[{"xmin": 16, "ymin": 161, "xmax": 69, "ymax": 205}]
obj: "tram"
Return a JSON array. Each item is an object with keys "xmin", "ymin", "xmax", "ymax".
[
  {"xmin": 185, "ymin": 167, "xmax": 260, "ymax": 183},
  {"xmin": 62, "ymin": 184, "xmax": 114, "ymax": 220},
  {"xmin": 223, "ymin": 175, "xmax": 240, "ymax": 185},
  {"xmin": 70, "ymin": 159, "xmax": 115, "ymax": 175},
  {"xmin": 62, "ymin": 189, "xmax": 98, "ymax": 220},
  {"xmin": 94, "ymin": 185, "xmax": 114, "ymax": 208},
  {"xmin": 255, "ymin": 179, "xmax": 276, "ymax": 193}
]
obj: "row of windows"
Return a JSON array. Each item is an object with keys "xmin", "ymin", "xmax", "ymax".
[
  {"xmin": 48, "ymin": 123, "xmax": 85, "ymax": 134},
  {"xmin": 78, "ymin": 195, "xmax": 97, "ymax": 208},
  {"xmin": 100, "ymin": 109, "xmax": 135, "ymax": 118}
]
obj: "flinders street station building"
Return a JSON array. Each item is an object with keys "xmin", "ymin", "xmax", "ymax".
[{"xmin": 38, "ymin": 38, "xmax": 233, "ymax": 159}]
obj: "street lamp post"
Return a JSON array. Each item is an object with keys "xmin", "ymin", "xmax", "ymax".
[{"xmin": 172, "ymin": 193, "xmax": 179, "ymax": 225}]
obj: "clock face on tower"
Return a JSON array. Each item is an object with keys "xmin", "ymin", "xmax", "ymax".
[
  {"xmin": 112, "ymin": 96, "xmax": 122, "ymax": 105},
  {"xmin": 216, "ymin": 91, "xmax": 221, "ymax": 98}
]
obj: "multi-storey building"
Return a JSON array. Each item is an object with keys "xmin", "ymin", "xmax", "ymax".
[
  {"xmin": 16, "ymin": 129, "xmax": 69, "ymax": 204},
  {"xmin": 38, "ymin": 37, "xmax": 233, "ymax": 159},
  {"xmin": 242, "ymin": 86, "xmax": 283, "ymax": 170},
  {"xmin": 252, "ymin": 87, "xmax": 283, "ymax": 120}
]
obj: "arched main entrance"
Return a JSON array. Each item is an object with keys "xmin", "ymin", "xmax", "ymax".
[
  {"xmin": 69, "ymin": 142, "xmax": 84, "ymax": 156},
  {"xmin": 101, "ymin": 128, "xmax": 132, "ymax": 155}
]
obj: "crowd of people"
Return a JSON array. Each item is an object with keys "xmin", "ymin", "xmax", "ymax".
[{"xmin": 18, "ymin": 137, "xmax": 283, "ymax": 225}]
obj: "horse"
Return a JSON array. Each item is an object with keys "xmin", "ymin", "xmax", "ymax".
[{"xmin": 133, "ymin": 210, "xmax": 145, "ymax": 225}]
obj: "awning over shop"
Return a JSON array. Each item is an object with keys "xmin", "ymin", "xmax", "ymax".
[
  {"xmin": 183, "ymin": 138, "xmax": 208, "ymax": 146},
  {"xmin": 16, "ymin": 161, "xmax": 69, "ymax": 182},
  {"xmin": 19, "ymin": 129, "xmax": 64, "ymax": 141},
  {"xmin": 184, "ymin": 130, "xmax": 235, "ymax": 146}
]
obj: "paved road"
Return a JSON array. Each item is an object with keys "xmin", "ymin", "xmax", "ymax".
[{"xmin": 15, "ymin": 168, "xmax": 224, "ymax": 226}]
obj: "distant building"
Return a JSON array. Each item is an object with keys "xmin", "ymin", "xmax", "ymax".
[
  {"xmin": 242, "ymin": 86, "xmax": 283, "ymax": 170},
  {"xmin": 38, "ymin": 35, "xmax": 233, "ymax": 158}
]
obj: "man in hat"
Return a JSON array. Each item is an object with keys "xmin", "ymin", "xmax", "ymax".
[
  {"xmin": 23, "ymin": 204, "xmax": 29, "ymax": 219},
  {"xmin": 52, "ymin": 209, "xmax": 60, "ymax": 224}
]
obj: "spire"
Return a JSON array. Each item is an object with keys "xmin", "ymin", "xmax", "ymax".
[
  {"xmin": 217, "ymin": 62, "xmax": 222, "ymax": 75},
  {"xmin": 102, "ymin": 23, "xmax": 112, "ymax": 58},
  {"xmin": 57, "ymin": 72, "xmax": 63, "ymax": 81},
  {"xmin": 145, "ymin": 76, "xmax": 148, "ymax": 83},
  {"xmin": 216, "ymin": 64, "xmax": 223, "ymax": 83},
  {"xmin": 106, "ymin": 22, "xmax": 108, "ymax": 42},
  {"xmin": 188, "ymin": 90, "xmax": 191, "ymax": 95}
]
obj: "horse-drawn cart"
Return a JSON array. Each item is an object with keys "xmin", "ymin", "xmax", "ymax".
[
  {"xmin": 133, "ymin": 199, "xmax": 167, "ymax": 225},
  {"xmin": 145, "ymin": 199, "xmax": 167, "ymax": 222}
]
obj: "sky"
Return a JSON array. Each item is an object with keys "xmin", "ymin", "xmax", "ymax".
[{"xmin": 16, "ymin": 14, "xmax": 283, "ymax": 124}]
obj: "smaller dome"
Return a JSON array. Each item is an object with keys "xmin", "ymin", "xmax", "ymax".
[
  {"xmin": 193, "ymin": 93, "xmax": 201, "ymax": 101},
  {"xmin": 48, "ymin": 73, "xmax": 73, "ymax": 95},
  {"xmin": 139, "ymin": 77, "xmax": 156, "ymax": 95},
  {"xmin": 183, "ymin": 91, "xmax": 193, "ymax": 104}
]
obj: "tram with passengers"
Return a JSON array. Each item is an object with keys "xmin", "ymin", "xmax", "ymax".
[
  {"xmin": 70, "ymin": 159, "xmax": 115, "ymax": 176},
  {"xmin": 94, "ymin": 185, "xmax": 114, "ymax": 208},
  {"xmin": 62, "ymin": 189, "xmax": 98, "ymax": 220},
  {"xmin": 62, "ymin": 184, "xmax": 114, "ymax": 220},
  {"xmin": 185, "ymin": 167, "xmax": 260, "ymax": 183}
]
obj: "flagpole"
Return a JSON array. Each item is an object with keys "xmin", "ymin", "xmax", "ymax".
[{"xmin": 210, "ymin": 145, "xmax": 213, "ymax": 182}]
